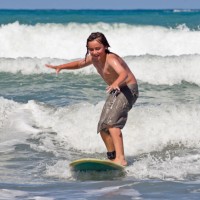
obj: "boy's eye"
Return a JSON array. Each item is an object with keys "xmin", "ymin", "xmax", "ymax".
[{"xmin": 88, "ymin": 47, "xmax": 101, "ymax": 51}]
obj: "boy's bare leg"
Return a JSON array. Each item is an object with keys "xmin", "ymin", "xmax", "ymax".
[
  {"xmin": 100, "ymin": 131, "xmax": 115, "ymax": 152},
  {"xmin": 108, "ymin": 127, "xmax": 127, "ymax": 166}
]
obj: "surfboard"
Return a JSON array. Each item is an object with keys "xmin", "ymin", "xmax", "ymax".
[{"xmin": 70, "ymin": 158, "xmax": 125, "ymax": 172}]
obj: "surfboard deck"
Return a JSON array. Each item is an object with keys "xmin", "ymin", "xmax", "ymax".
[{"xmin": 70, "ymin": 158, "xmax": 125, "ymax": 172}]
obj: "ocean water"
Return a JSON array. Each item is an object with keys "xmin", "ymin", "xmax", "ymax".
[{"xmin": 1, "ymin": 9, "xmax": 200, "ymax": 199}]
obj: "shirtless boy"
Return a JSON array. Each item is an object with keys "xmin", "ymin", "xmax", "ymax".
[{"xmin": 46, "ymin": 32, "xmax": 138, "ymax": 166}]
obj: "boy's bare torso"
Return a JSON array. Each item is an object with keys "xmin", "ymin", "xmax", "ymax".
[{"xmin": 91, "ymin": 53, "xmax": 137, "ymax": 86}]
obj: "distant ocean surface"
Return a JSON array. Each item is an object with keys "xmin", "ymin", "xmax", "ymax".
[{"xmin": 1, "ymin": 9, "xmax": 200, "ymax": 200}]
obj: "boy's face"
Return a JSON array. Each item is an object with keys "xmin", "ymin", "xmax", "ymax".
[{"xmin": 88, "ymin": 40, "xmax": 107, "ymax": 60}]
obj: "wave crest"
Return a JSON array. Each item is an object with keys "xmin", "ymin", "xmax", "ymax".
[
  {"xmin": 0, "ymin": 54, "xmax": 200, "ymax": 86},
  {"xmin": 1, "ymin": 22, "xmax": 200, "ymax": 58}
]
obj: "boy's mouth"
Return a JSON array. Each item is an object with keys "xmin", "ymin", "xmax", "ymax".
[{"xmin": 93, "ymin": 55, "xmax": 100, "ymax": 59}]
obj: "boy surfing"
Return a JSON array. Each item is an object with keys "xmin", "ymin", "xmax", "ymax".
[{"xmin": 46, "ymin": 32, "xmax": 138, "ymax": 166}]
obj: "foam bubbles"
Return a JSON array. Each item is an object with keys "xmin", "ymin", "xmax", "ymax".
[
  {"xmin": 83, "ymin": 185, "xmax": 141, "ymax": 198},
  {"xmin": 127, "ymin": 153, "xmax": 200, "ymax": 180},
  {"xmin": 2, "ymin": 98, "xmax": 200, "ymax": 157},
  {"xmin": 126, "ymin": 54, "xmax": 200, "ymax": 86},
  {"xmin": 45, "ymin": 160, "xmax": 72, "ymax": 180},
  {"xmin": 1, "ymin": 97, "xmax": 200, "ymax": 180},
  {"xmin": 1, "ymin": 54, "xmax": 200, "ymax": 86},
  {"xmin": 1, "ymin": 22, "xmax": 200, "ymax": 59},
  {"xmin": 125, "ymin": 104, "xmax": 200, "ymax": 156},
  {"xmin": 0, "ymin": 189, "xmax": 28, "ymax": 200}
]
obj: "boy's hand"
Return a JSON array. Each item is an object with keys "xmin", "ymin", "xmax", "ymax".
[
  {"xmin": 45, "ymin": 64, "xmax": 60, "ymax": 74},
  {"xmin": 106, "ymin": 84, "xmax": 120, "ymax": 94}
]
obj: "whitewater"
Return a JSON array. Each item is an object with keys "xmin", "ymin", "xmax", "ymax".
[
  {"xmin": 1, "ymin": 21, "xmax": 200, "ymax": 58},
  {"xmin": 0, "ymin": 9, "xmax": 200, "ymax": 200}
]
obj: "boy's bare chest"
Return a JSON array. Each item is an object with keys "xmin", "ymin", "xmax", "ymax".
[
  {"xmin": 95, "ymin": 64, "xmax": 111, "ymax": 76},
  {"xmin": 94, "ymin": 64, "xmax": 118, "ymax": 84}
]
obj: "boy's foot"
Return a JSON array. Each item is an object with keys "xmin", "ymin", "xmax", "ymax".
[{"xmin": 111, "ymin": 158, "xmax": 127, "ymax": 166}]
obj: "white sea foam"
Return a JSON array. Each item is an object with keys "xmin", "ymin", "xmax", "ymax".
[
  {"xmin": 127, "ymin": 54, "xmax": 200, "ymax": 85},
  {"xmin": 173, "ymin": 9, "xmax": 197, "ymax": 13},
  {"xmin": 126, "ymin": 104, "xmax": 200, "ymax": 155},
  {"xmin": 0, "ymin": 97, "xmax": 19, "ymax": 129},
  {"xmin": 84, "ymin": 185, "xmax": 141, "ymax": 198},
  {"xmin": 45, "ymin": 160, "xmax": 72, "ymax": 180},
  {"xmin": 1, "ymin": 22, "xmax": 200, "ymax": 59},
  {"xmin": 0, "ymin": 188, "xmax": 54, "ymax": 200},
  {"xmin": 1, "ymin": 54, "xmax": 200, "ymax": 86},
  {"xmin": 0, "ymin": 189, "xmax": 28, "ymax": 200},
  {"xmin": 1, "ymin": 98, "xmax": 200, "ymax": 155},
  {"xmin": 1, "ymin": 98, "xmax": 200, "ymax": 180},
  {"xmin": 127, "ymin": 153, "xmax": 200, "ymax": 180},
  {"xmin": 0, "ymin": 97, "xmax": 41, "ymax": 143}
]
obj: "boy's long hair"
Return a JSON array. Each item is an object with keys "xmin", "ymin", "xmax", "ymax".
[{"xmin": 85, "ymin": 32, "xmax": 110, "ymax": 61}]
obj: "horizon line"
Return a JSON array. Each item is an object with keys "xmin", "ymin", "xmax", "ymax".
[{"xmin": 0, "ymin": 8, "xmax": 200, "ymax": 11}]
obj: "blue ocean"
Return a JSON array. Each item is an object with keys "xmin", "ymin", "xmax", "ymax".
[{"xmin": 1, "ymin": 9, "xmax": 200, "ymax": 199}]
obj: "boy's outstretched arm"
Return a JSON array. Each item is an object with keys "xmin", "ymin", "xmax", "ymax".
[{"xmin": 45, "ymin": 57, "xmax": 92, "ymax": 74}]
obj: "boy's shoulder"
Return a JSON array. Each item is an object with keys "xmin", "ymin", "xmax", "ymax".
[{"xmin": 107, "ymin": 52, "xmax": 120, "ymax": 59}]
